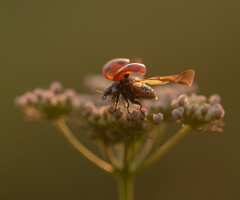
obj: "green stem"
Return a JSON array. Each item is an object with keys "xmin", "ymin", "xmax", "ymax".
[
  {"xmin": 55, "ymin": 119, "xmax": 113, "ymax": 173},
  {"xmin": 105, "ymin": 145, "xmax": 122, "ymax": 169},
  {"xmin": 130, "ymin": 124, "xmax": 166, "ymax": 171},
  {"xmin": 134, "ymin": 125, "xmax": 191, "ymax": 175},
  {"xmin": 115, "ymin": 138, "xmax": 135, "ymax": 200},
  {"xmin": 117, "ymin": 175, "xmax": 134, "ymax": 200}
]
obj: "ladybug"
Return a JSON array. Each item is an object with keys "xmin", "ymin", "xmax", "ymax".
[{"xmin": 101, "ymin": 58, "xmax": 195, "ymax": 113}]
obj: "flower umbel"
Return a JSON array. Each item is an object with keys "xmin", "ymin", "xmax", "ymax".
[
  {"xmin": 15, "ymin": 82, "xmax": 80, "ymax": 120},
  {"xmin": 172, "ymin": 94, "xmax": 225, "ymax": 132},
  {"xmin": 15, "ymin": 75, "xmax": 225, "ymax": 200}
]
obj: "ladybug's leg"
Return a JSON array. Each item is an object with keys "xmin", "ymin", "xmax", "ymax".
[
  {"xmin": 114, "ymin": 94, "xmax": 120, "ymax": 112},
  {"xmin": 130, "ymin": 100, "xmax": 145, "ymax": 116},
  {"xmin": 122, "ymin": 95, "xmax": 130, "ymax": 113},
  {"xmin": 125, "ymin": 100, "xmax": 130, "ymax": 113}
]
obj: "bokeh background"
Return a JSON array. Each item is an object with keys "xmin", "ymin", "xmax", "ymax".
[{"xmin": 1, "ymin": 1, "xmax": 239, "ymax": 200}]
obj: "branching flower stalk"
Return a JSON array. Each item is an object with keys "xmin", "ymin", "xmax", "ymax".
[
  {"xmin": 55, "ymin": 119, "xmax": 113, "ymax": 173},
  {"xmin": 15, "ymin": 78, "xmax": 225, "ymax": 200}
]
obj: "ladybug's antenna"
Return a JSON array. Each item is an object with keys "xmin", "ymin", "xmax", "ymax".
[{"xmin": 96, "ymin": 90, "xmax": 103, "ymax": 93}]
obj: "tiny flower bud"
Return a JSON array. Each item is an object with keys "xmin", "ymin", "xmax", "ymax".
[
  {"xmin": 101, "ymin": 106, "xmax": 109, "ymax": 118},
  {"xmin": 50, "ymin": 81, "xmax": 63, "ymax": 93},
  {"xmin": 108, "ymin": 104, "xmax": 115, "ymax": 114},
  {"xmin": 178, "ymin": 107, "xmax": 184, "ymax": 114},
  {"xmin": 114, "ymin": 107, "xmax": 123, "ymax": 118},
  {"xmin": 200, "ymin": 103, "xmax": 210, "ymax": 115},
  {"xmin": 212, "ymin": 109, "xmax": 222, "ymax": 119},
  {"xmin": 153, "ymin": 113, "xmax": 163, "ymax": 124},
  {"xmin": 64, "ymin": 89, "xmax": 77, "ymax": 99},
  {"xmin": 14, "ymin": 96, "xmax": 27, "ymax": 108},
  {"xmin": 191, "ymin": 111, "xmax": 201, "ymax": 121},
  {"xmin": 33, "ymin": 88, "xmax": 45, "ymax": 98},
  {"xmin": 190, "ymin": 104, "xmax": 198, "ymax": 115},
  {"xmin": 209, "ymin": 94, "xmax": 221, "ymax": 104},
  {"xmin": 197, "ymin": 95, "xmax": 207, "ymax": 104},
  {"xmin": 82, "ymin": 102, "xmax": 95, "ymax": 117},
  {"xmin": 177, "ymin": 95, "xmax": 186, "ymax": 106},
  {"xmin": 127, "ymin": 112, "xmax": 132, "ymax": 120},
  {"xmin": 210, "ymin": 104, "xmax": 225, "ymax": 119},
  {"xmin": 172, "ymin": 107, "xmax": 184, "ymax": 120},
  {"xmin": 24, "ymin": 92, "xmax": 38, "ymax": 105},
  {"xmin": 131, "ymin": 110, "xmax": 140, "ymax": 121},
  {"xmin": 140, "ymin": 108, "xmax": 147, "ymax": 119},
  {"xmin": 41, "ymin": 91, "xmax": 54, "ymax": 103}
]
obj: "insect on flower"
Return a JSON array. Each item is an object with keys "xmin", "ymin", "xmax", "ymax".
[{"xmin": 100, "ymin": 58, "xmax": 195, "ymax": 113}]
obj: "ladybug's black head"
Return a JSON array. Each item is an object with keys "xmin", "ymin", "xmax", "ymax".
[
  {"xmin": 102, "ymin": 81, "xmax": 120, "ymax": 101},
  {"xmin": 102, "ymin": 88, "xmax": 110, "ymax": 100}
]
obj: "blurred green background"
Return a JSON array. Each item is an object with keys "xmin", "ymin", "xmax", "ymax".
[{"xmin": 1, "ymin": 0, "xmax": 239, "ymax": 199}]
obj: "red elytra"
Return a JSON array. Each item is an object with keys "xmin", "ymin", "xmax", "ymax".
[
  {"xmin": 112, "ymin": 63, "xmax": 146, "ymax": 81},
  {"xmin": 102, "ymin": 58, "xmax": 130, "ymax": 80}
]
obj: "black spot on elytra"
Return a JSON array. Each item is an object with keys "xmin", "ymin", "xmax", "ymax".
[
  {"xmin": 105, "ymin": 67, "xmax": 110, "ymax": 72},
  {"xmin": 127, "ymin": 64, "xmax": 133, "ymax": 68},
  {"xmin": 117, "ymin": 61, "xmax": 125, "ymax": 65}
]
